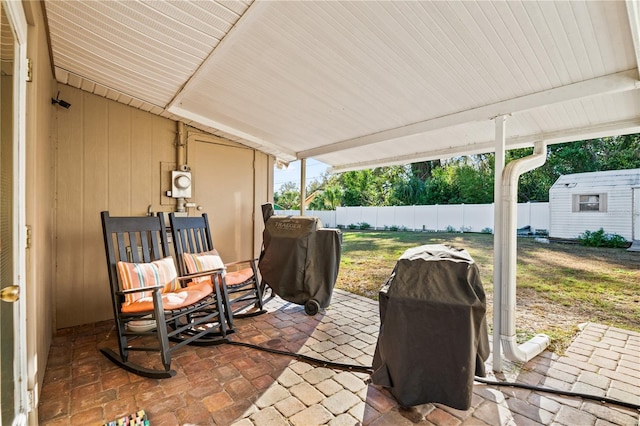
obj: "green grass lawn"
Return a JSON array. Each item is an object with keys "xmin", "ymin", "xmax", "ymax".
[{"xmin": 335, "ymin": 230, "xmax": 640, "ymax": 353}]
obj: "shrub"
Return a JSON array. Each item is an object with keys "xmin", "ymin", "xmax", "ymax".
[
  {"xmin": 578, "ymin": 228, "xmax": 628, "ymax": 248},
  {"xmin": 336, "ymin": 224, "xmax": 345, "ymax": 229},
  {"xmin": 445, "ymin": 225, "xmax": 458, "ymax": 233},
  {"xmin": 347, "ymin": 223, "xmax": 358, "ymax": 230},
  {"xmin": 481, "ymin": 227, "xmax": 493, "ymax": 234},
  {"xmin": 358, "ymin": 222, "xmax": 371, "ymax": 230},
  {"xmin": 389, "ymin": 225, "xmax": 399, "ymax": 232}
]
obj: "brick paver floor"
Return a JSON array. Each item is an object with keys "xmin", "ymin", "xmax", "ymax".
[{"xmin": 39, "ymin": 289, "xmax": 639, "ymax": 425}]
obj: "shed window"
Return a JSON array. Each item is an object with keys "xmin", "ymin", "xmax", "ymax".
[{"xmin": 572, "ymin": 193, "xmax": 607, "ymax": 212}]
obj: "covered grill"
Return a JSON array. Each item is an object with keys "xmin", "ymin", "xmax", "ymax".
[
  {"xmin": 371, "ymin": 244, "xmax": 489, "ymax": 410},
  {"xmin": 258, "ymin": 205, "xmax": 342, "ymax": 315}
]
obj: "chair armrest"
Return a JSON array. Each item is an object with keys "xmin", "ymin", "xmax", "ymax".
[
  {"xmin": 177, "ymin": 268, "xmax": 226, "ymax": 282},
  {"xmin": 224, "ymin": 258, "xmax": 258, "ymax": 268},
  {"xmin": 117, "ymin": 285, "xmax": 164, "ymax": 295}
]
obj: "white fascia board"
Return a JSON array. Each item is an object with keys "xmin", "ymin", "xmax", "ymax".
[
  {"xmin": 301, "ymin": 70, "xmax": 640, "ymax": 159},
  {"xmin": 167, "ymin": 105, "xmax": 297, "ymax": 159},
  {"xmin": 328, "ymin": 118, "xmax": 640, "ymax": 173}
]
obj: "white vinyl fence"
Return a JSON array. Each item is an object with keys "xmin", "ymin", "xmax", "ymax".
[{"xmin": 276, "ymin": 202, "xmax": 550, "ymax": 233}]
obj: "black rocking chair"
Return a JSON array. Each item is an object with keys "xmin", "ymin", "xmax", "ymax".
[
  {"xmin": 168, "ymin": 213, "xmax": 266, "ymax": 329},
  {"xmin": 100, "ymin": 211, "xmax": 230, "ymax": 379}
]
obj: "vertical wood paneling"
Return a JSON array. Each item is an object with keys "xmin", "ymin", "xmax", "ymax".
[
  {"xmin": 152, "ymin": 115, "xmax": 177, "ymax": 210},
  {"xmin": 54, "ymin": 87, "xmax": 268, "ymax": 328},
  {"xmin": 55, "ymin": 87, "xmax": 85, "ymax": 328},
  {"xmin": 55, "ymin": 86, "xmax": 177, "ymax": 328},
  {"xmin": 188, "ymin": 137, "xmax": 254, "ymax": 262},
  {"xmin": 253, "ymin": 152, "xmax": 273, "ymax": 257},
  {"xmin": 130, "ymin": 109, "xmax": 153, "ymax": 215},
  {"xmin": 81, "ymin": 93, "xmax": 110, "ymax": 324},
  {"xmin": 107, "ymin": 101, "xmax": 132, "ymax": 215}
]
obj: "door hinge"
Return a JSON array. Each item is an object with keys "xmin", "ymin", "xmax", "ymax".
[
  {"xmin": 26, "ymin": 388, "xmax": 35, "ymax": 412},
  {"xmin": 26, "ymin": 58, "xmax": 32, "ymax": 82},
  {"xmin": 25, "ymin": 225, "xmax": 32, "ymax": 249}
]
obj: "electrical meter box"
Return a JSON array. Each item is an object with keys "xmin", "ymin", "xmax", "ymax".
[{"xmin": 171, "ymin": 171, "xmax": 192, "ymax": 198}]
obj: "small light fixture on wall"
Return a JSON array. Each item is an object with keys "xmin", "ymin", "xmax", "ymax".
[
  {"xmin": 275, "ymin": 159, "xmax": 289, "ymax": 170},
  {"xmin": 51, "ymin": 91, "xmax": 71, "ymax": 109}
]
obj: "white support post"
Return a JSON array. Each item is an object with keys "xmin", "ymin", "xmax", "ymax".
[
  {"xmin": 492, "ymin": 115, "xmax": 506, "ymax": 372},
  {"xmin": 300, "ymin": 158, "xmax": 306, "ymax": 216}
]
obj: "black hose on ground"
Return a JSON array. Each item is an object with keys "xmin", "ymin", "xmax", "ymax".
[
  {"xmin": 225, "ymin": 340, "xmax": 373, "ymax": 374},
  {"xmin": 225, "ymin": 339, "xmax": 640, "ymax": 412}
]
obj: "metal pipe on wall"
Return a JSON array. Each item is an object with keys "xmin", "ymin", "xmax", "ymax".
[{"xmin": 176, "ymin": 122, "xmax": 187, "ymax": 213}]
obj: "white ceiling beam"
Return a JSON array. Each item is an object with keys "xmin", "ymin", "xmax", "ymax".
[
  {"xmin": 167, "ymin": 105, "xmax": 298, "ymax": 158},
  {"xmin": 626, "ymin": 0, "xmax": 640, "ymax": 78},
  {"xmin": 328, "ymin": 118, "xmax": 640, "ymax": 173},
  {"xmin": 302, "ymin": 70, "xmax": 640, "ymax": 159}
]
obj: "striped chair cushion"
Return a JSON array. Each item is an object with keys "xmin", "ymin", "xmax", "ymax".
[
  {"xmin": 183, "ymin": 249, "xmax": 225, "ymax": 283},
  {"xmin": 116, "ymin": 257, "xmax": 179, "ymax": 307}
]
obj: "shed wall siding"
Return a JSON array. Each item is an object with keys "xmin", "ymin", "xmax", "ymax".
[{"xmin": 549, "ymin": 170, "xmax": 638, "ymax": 240}]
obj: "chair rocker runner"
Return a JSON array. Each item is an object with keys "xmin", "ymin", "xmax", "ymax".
[
  {"xmin": 169, "ymin": 213, "xmax": 266, "ymax": 329},
  {"xmin": 100, "ymin": 211, "xmax": 230, "ymax": 379}
]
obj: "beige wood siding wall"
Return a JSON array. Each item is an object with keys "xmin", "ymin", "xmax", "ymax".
[
  {"xmin": 23, "ymin": 1, "xmax": 57, "ymax": 412},
  {"xmin": 185, "ymin": 133, "xmax": 273, "ymax": 263},
  {"xmin": 55, "ymin": 86, "xmax": 177, "ymax": 328},
  {"xmin": 54, "ymin": 87, "xmax": 274, "ymax": 328},
  {"xmin": 254, "ymin": 150, "xmax": 274, "ymax": 258}
]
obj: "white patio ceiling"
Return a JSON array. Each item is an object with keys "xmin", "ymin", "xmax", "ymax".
[{"xmin": 44, "ymin": 0, "xmax": 640, "ymax": 172}]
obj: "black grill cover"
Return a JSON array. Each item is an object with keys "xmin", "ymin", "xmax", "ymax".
[
  {"xmin": 371, "ymin": 244, "xmax": 489, "ymax": 410},
  {"xmin": 258, "ymin": 215, "xmax": 341, "ymax": 308}
]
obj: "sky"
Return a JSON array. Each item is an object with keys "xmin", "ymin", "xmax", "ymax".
[{"xmin": 273, "ymin": 159, "xmax": 329, "ymax": 192}]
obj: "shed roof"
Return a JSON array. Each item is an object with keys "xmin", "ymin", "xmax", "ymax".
[
  {"xmin": 44, "ymin": 0, "xmax": 640, "ymax": 171},
  {"xmin": 552, "ymin": 168, "xmax": 640, "ymax": 189}
]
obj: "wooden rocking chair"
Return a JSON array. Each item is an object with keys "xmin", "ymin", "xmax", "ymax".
[
  {"xmin": 100, "ymin": 211, "xmax": 229, "ymax": 379},
  {"xmin": 168, "ymin": 213, "xmax": 266, "ymax": 329}
]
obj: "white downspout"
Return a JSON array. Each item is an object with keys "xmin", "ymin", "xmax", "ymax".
[
  {"xmin": 300, "ymin": 158, "xmax": 307, "ymax": 216},
  {"xmin": 500, "ymin": 141, "xmax": 551, "ymax": 362}
]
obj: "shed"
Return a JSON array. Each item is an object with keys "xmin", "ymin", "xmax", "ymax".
[{"xmin": 549, "ymin": 169, "xmax": 640, "ymax": 242}]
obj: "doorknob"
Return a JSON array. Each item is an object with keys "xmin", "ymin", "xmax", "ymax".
[{"xmin": 0, "ymin": 285, "xmax": 19, "ymax": 303}]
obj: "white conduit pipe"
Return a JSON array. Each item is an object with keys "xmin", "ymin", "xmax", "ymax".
[
  {"xmin": 176, "ymin": 122, "xmax": 187, "ymax": 213},
  {"xmin": 500, "ymin": 141, "xmax": 550, "ymax": 362}
]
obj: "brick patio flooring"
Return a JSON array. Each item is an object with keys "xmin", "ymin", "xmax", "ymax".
[{"xmin": 38, "ymin": 289, "xmax": 639, "ymax": 425}]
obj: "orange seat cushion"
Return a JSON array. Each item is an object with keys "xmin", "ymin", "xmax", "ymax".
[
  {"xmin": 226, "ymin": 268, "xmax": 254, "ymax": 286},
  {"xmin": 117, "ymin": 257, "xmax": 214, "ymax": 313},
  {"xmin": 121, "ymin": 280, "xmax": 214, "ymax": 314}
]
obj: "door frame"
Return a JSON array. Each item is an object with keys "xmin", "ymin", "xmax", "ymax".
[{"xmin": 2, "ymin": 0, "xmax": 29, "ymax": 423}]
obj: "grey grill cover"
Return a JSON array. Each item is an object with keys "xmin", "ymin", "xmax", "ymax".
[
  {"xmin": 259, "ymin": 215, "xmax": 341, "ymax": 307},
  {"xmin": 371, "ymin": 244, "xmax": 489, "ymax": 410}
]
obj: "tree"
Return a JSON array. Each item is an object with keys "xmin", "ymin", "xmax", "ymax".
[
  {"xmin": 274, "ymin": 181, "xmax": 300, "ymax": 209},
  {"xmin": 275, "ymin": 135, "xmax": 640, "ymax": 208}
]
